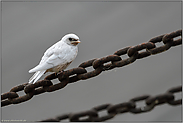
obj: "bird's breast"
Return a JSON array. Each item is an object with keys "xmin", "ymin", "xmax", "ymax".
[
  {"xmin": 46, "ymin": 61, "xmax": 72, "ymax": 72},
  {"xmin": 46, "ymin": 45, "xmax": 78, "ymax": 73}
]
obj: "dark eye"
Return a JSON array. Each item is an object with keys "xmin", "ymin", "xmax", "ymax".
[
  {"xmin": 69, "ymin": 38, "xmax": 73, "ymax": 41},
  {"xmin": 69, "ymin": 38, "xmax": 77, "ymax": 41}
]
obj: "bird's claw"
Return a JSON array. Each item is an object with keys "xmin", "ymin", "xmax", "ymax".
[{"xmin": 56, "ymin": 70, "xmax": 64, "ymax": 76}]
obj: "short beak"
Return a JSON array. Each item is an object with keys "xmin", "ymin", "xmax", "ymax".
[
  {"xmin": 71, "ymin": 40, "xmax": 81, "ymax": 45},
  {"xmin": 75, "ymin": 41, "xmax": 81, "ymax": 44}
]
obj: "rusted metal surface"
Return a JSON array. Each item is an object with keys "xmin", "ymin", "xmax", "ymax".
[
  {"xmin": 1, "ymin": 29, "xmax": 182, "ymax": 107},
  {"xmin": 40, "ymin": 86, "xmax": 182, "ymax": 122}
]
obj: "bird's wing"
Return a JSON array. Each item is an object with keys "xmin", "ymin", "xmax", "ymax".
[
  {"xmin": 29, "ymin": 54, "xmax": 61, "ymax": 73},
  {"xmin": 39, "ymin": 42, "xmax": 58, "ymax": 64},
  {"xmin": 29, "ymin": 42, "xmax": 65, "ymax": 73}
]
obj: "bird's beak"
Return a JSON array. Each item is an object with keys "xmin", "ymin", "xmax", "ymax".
[
  {"xmin": 75, "ymin": 41, "xmax": 81, "ymax": 44},
  {"xmin": 71, "ymin": 40, "xmax": 81, "ymax": 45}
]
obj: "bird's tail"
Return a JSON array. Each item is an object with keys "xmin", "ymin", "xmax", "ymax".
[{"xmin": 29, "ymin": 70, "xmax": 46, "ymax": 84}]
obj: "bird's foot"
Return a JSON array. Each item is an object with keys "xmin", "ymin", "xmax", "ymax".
[{"xmin": 56, "ymin": 70, "xmax": 64, "ymax": 76}]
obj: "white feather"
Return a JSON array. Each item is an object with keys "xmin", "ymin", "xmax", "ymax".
[
  {"xmin": 28, "ymin": 33, "xmax": 80, "ymax": 84},
  {"xmin": 29, "ymin": 70, "xmax": 46, "ymax": 84}
]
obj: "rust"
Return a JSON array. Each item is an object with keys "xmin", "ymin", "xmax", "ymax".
[
  {"xmin": 40, "ymin": 85, "xmax": 181, "ymax": 122},
  {"xmin": 1, "ymin": 29, "xmax": 182, "ymax": 107}
]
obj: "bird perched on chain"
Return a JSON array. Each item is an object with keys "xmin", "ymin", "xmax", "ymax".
[{"xmin": 28, "ymin": 34, "xmax": 80, "ymax": 84}]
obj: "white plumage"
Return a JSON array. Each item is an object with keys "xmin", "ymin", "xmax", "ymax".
[{"xmin": 29, "ymin": 34, "xmax": 80, "ymax": 84}]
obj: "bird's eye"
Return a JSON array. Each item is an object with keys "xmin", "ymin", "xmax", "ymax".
[
  {"xmin": 69, "ymin": 38, "xmax": 73, "ymax": 41},
  {"xmin": 69, "ymin": 38, "xmax": 77, "ymax": 41}
]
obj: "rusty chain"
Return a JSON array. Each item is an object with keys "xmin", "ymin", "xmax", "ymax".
[
  {"xmin": 1, "ymin": 29, "xmax": 182, "ymax": 107},
  {"xmin": 40, "ymin": 85, "xmax": 181, "ymax": 122}
]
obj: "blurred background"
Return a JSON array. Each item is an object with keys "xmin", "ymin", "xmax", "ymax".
[{"xmin": 1, "ymin": 1, "xmax": 181, "ymax": 122}]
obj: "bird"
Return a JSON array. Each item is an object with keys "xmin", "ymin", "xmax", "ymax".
[{"xmin": 28, "ymin": 34, "xmax": 80, "ymax": 84}]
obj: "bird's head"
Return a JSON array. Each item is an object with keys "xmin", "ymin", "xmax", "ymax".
[{"xmin": 62, "ymin": 34, "xmax": 80, "ymax": 46}]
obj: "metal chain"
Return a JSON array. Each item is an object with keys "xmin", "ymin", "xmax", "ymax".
[
  {"xmin": 1, "ymin": 29, "xmax": 182, "ymax": 107},
  {"xmin": 40, "ymin": 86, "xmax": 182, "ymax": 122}
]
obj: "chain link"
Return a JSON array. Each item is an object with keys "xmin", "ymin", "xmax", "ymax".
[
  {"xmin": 1, "ymin": 29, "xmax": 182, "ymax": 107},
  {"xmin": 40, "ymin": 86, "xmax": 181, "ymax": 122}
]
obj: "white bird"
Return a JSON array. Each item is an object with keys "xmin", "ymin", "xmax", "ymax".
[{"xmin": 28, "ymin": 34, "xmax": 80, "ymax": 84}]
